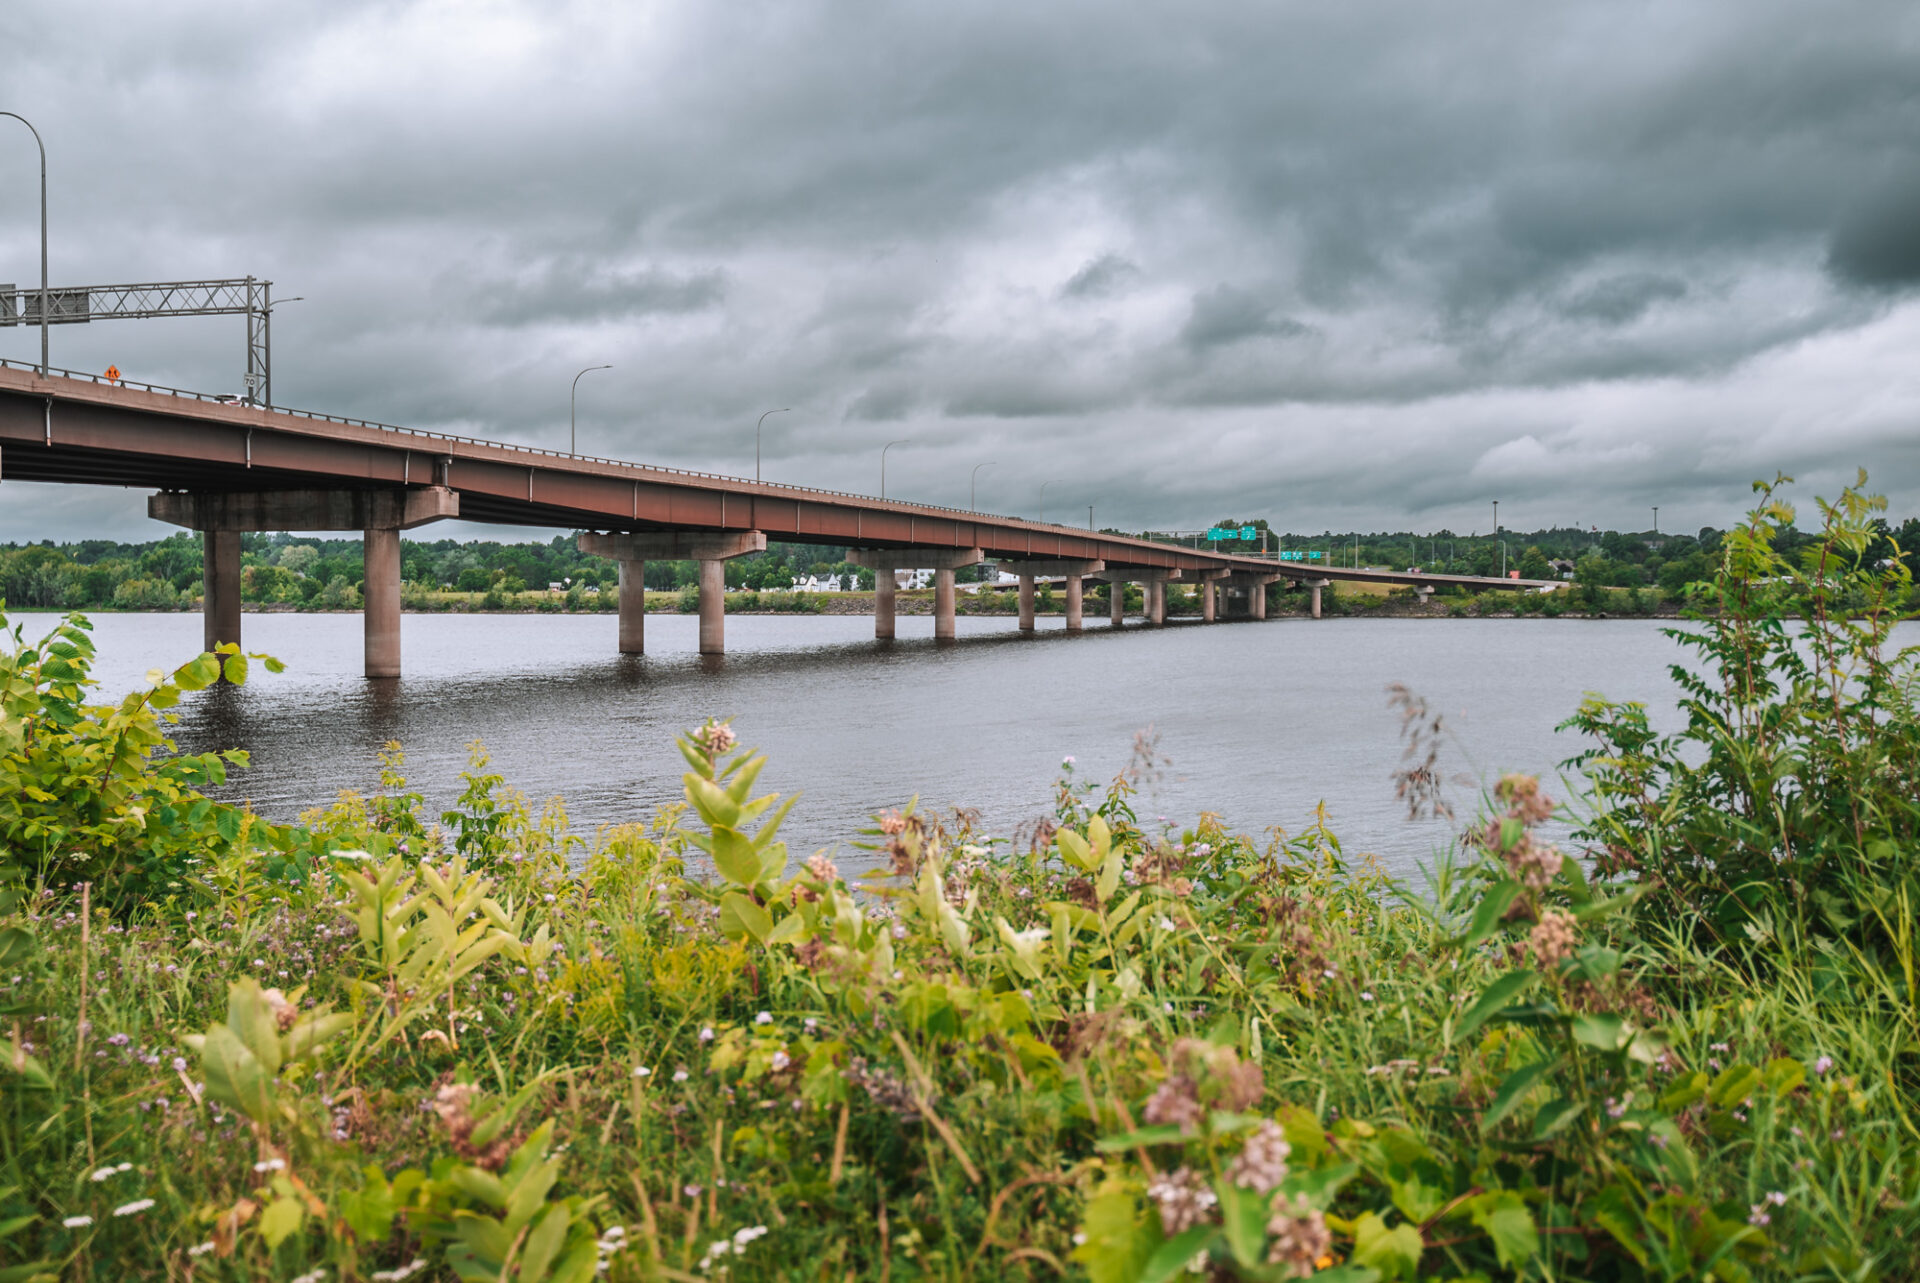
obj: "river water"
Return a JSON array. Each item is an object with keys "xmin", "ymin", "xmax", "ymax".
[{"xmin": 9, "ymin": 610, "xmax": 1692, "ymax": 878}]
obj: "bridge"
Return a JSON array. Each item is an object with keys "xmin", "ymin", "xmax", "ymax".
[{"xmin": 0, "ymin": 360, "xmax": 1555, "ymax": 675}]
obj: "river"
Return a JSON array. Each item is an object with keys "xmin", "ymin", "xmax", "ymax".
[{"xmin": 9, "ymin": 610, "xmax": 1692, "ymax": 877}]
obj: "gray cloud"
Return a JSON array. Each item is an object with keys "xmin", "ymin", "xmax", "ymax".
[{"xmin": 3, "ymin": 0, "xmax": 1920, "ymax": 544}]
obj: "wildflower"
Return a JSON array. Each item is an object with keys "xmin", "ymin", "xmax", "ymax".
[
  {"xmin": 1748, "ymin": 1204, "xmax": 1771, "ymax": 1226},
  {"xmin": 187, "ymin": 1242, "xmax": 216, "ymax": 1257},
  {"xmin": 1146, "ymin": 1167, "xmax": 1217, "ymax": 1234},
  {"xmin": 805, "ymin": 852, "xmax": 839, "ymax": 883},
  {"xmin": 684, "ymin": 1184, "xmax": 703, "ymax": 1198},
  {"xmin": 699, "ymin": 1027, "xmax": 716, "ymax": 1043},
  {"xmin": 803, "ymin": 1017, "xmax": 819, "ymax": 1033},
  {"xmin": 891, "ymin": 924, "xmax": 907, "ymax": 940},
  {"xmin": 1813, "ymin": 1055, "xmax": 1834, "ymax": 1075},
  {"xmin": 253, "ymin": 1158, "xmax": 286, "ymax": 1173},
  {"xmin": 1226, "ymin": 1121, "xmax": 1291, "ymax": 1193},
  {"xmin": 371, "ymin": 1260, "xmax": 429, "ymax": 1281},
  {"xmin": 755, "ymin": 1011, "xmax": 773, "ymax": 1025},
  {"xmin": 107, "ymin": 1032, "xmax": 130, "ymax": 1047},
  {"xmin": 1529, "ymin": 909, "xmax": 1579, "ymax": 968},
  {"xmin": 699, "ymin": 722, "xmax": 738, "ymax": 756},
  {"xmin": 1143, "ymin": 1076, "xmax": 1204, "ymax": 1135},
  {"xmin": 113, "ymin": 1198, "xmax": 156, "ymax": 1217},
  {"xmin": 632, "ymin": 1066, "xmax": 652, "ymax": 1078},
  {"xmin": 90, "ymin": 1162, "xmax": 133, "ymax": 1182},
  {"xmin": 1062, "ymin": 756, "xmax": 1076, "ymax": 765},
  {"xmin": 1360, "ymin": 991, "xmax": 1375, "ymax": 1003},
  {"xmin": 1266, "ymin": 1193, "xmax": 1332, "ymax": 1277},
  {"xmin": 1157, "ymin": 916, "xmax": 1176, "ymax": 931},
  {"xmin": 770, "ymin": 1051, "xmax": 791, "ymax": 1072},
  {"xmin": 674, "ymin": 1069, "xmax": 690, "ymax": 1083},
  {"xmin": 62, "ymin": 1215, "xmax": 93, "ymax": 1229},
  {"xmin": 734, "ymin": 1226, "xmax": 768, "ymax": 1246},
  {"xmin": 291, "ymin": 1270, "xmax": 328, "ymax": 1283}
]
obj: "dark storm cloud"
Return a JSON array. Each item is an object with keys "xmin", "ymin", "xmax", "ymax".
[{"xmin": 3, "ymin": 0, "xmax": 1920, "ymax": 543}]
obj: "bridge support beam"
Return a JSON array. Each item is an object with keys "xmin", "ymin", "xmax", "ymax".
[
  {"xmin": 151, "ymin": 486, "xmax": 458, "ymax": 678},
  {"xmin": 1018, "ymin": 574, "xmax": 1035, "ymax": 631},
  {"xmin": 1001, "ymin": 560, "xmax": 1104, "ymax": 635},
  {"xmin": 578, "ymin": 530, "xmax": 768, "ymax": 655},
  {"xmin": 848, "ymin": 547, "xmax": 983, "ymax": 642},
  {"xmin": 1225, "ymin": 572, "xmax": 1281, "ymax": 621},
  {"xmin": 202, "ymin": 530, "xmax": 242, "ymax": 652}
]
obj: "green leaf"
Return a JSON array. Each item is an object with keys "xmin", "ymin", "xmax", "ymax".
[
  {"xmin": 1452, "ymin": 970, "xmax": 1536, "ymax": 1045},
  {"xmin": 719, "ymin": 892, "xmax": 772, "ymax": 944},
  {"xmin": 686, "ymin": 775, "xmax": 742, "ymax": 828},
  {"xmin": 1708, "ymin": 1063, "xmax": 1762, "ymax": 1109},
  {"xmin": 1351, "ymin": 1212, "xmax": 1423, "ymax": 1281},
  {"xmin": 1072, "ymin": 1181, "xmax": 1155, "ymax": 1283},
  {"xmin": 1765, "ymin": 1058, "xmax": 1807, "ymax": 1098},
  {"xmin": 1139, "ymin": 1226, "xmax": 1217, "ymax": 1283},
  {"xmin": 1569, "ymin": 944, "xmax": 1621, "ymax": 981},
  {"xmin": 258, "ymin": 1195, "xmax": 304, "ymax": 1249},
  {"xmin": 174, "ymin": 652, "xmax": 222, "ymax": 691},
  {"xmin": 708, "ymin": 826, "xmax": 761, "ymax": 886},
  {"xmin": 1530, "ymin": 1096, "xmax": 1583, "ymax": 1141},
  {"xmin": 1056, "ymin": 828, "xmax": 1097, "ymax": 873},
  {"xmin": 1466, "ymin": 1190, "xmax": 1538, "ymax": 1270},
  {"xmin": 221, "ymin": 651, "xmax": 250, "ymax": 685},
  {"xmin": 1217, "ymin": 1180, "xmax": 1269, "ymax": 1267},
  {"xmin": 1570, "ymin": 1013, "xmax": 1628, "ymax": 1052},
  {"xmin": 1093, "ymin": 1124, "xmax": 1191, "ymax": 1153},
  {"xmin": 1480, "ymin": 1060, "xmax": 1551, "ymax": 1134},
  {"xmin": 1461, "ymin": 879, "xmax": 1522, "ymax": 947},
  {"xmin": 1657, "ymin": 1071, "xmax": 1709, "ymax": 1112}
]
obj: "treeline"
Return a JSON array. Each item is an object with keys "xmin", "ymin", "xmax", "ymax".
[{"xmin": 8, "ymin": 513, "xmax": 1920, "ymax": 611}]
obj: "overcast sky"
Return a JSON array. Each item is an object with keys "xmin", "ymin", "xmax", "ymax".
[{"xmin": 4, "ymin": 0, "xmax": 1918, "ymax": 544}]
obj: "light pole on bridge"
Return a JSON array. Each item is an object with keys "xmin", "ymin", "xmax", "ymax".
[
  {"xmin": 570, "ymin": 364, "xmax": 611, "ymax": 455},
  {"xmin": 881, "ymin": 439, "xmax": 910, "ymax": 499},
  {"xmin": 0, "ymin": 111, "xmax": 48, "ymax": 376},
  {"xmin": 1038, "ymin": 479, "xmax": 1063, "ymax": 525},
  {"xmin": 755, "ymin": 408, "xmax": 789, "ymax": 482},
  {"xmin": 970, "ymin": 461, "xmax": 996, "ymax": 512},
  {"xmin": 1652, "ymin": 506, "xmax": 1659, "ymax": 536}
]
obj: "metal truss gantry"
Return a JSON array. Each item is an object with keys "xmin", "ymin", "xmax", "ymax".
[{"xmin": 0, "ymin": 276, "xmax": 277, "ymax": 406}]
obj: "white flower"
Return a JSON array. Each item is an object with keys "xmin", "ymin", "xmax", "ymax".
[
  {"xmin": 291, "ymin": 1270, "xmax": 328, "ymax": 1283},
  {"xmin": 754, "ymin": 1011, "xmax": 773, "ymax": 1025},
  {"xmin": 1157, "ymin": 917, "xmax": 1176, "ymax": 931},
  {"xmin": 673, "ymin": 1069, "xmax": 690, "ymax": 1082},
  {"xmin": 112, "ymin": 1198, "xmax": 156, "ymax": 1217},
  {"xmin": 90, "ymin": 1162, "xmax": 133, "ymax": 1182},
  {"xmin": 371, "ymin": 1260, "xmax": 428, "ymax": 1281},
  {"xmin": 253, "ymin": 1158, "xmax": 286, "ymax": 1173},
  {"xmin": 770, "ymin": 1051, "xmax": 791, "ymax": 1072},
  {"xmin": 699, "ymin": 1027, "xmax": 716, "ymax": 1043},
  {"xmin": 1360, "ymin": 991, "xmax": 1375, "ymax": 1002},
  {"xmin": 632, "ymin": 1066, "xmax": 652, "ymax": 1077},
  {"xmin": 733, "ymin": 1225, "xmax": 768, "ymax": 1246},
  {"xmin": 62, "ymin": 1215, "xmax": 93, "ymax": 1229},
  {"xmin": 187, "ymin": 1242, "xmax": 216, "ymax": 1257}
]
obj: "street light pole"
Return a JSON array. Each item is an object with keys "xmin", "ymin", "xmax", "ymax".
[
  {"xmin": 755, "ymin": 408, "xmax": 789, "ymax": 482},
  {"xmin": 881, "ymin": 439, "xmax": 909, "ymax": 499},
  {"xmin": 0, "ymin": 112, "xmax": 48, "ymax": 376},
  {"xmin": 570, "ymin": 364, "xmax": 611, "ymax": 454},
  {"xmin": 970, "ymin": 461, "xmax": 996, "ymax": 512},
  {"xmin": 1652, "ymin": 506, "xmax": 1659, "ymax": 535},
  {"xmin": 1088, "ymin": 504, "xmax": 1094, "ymax": 531},
  {"xmin": 1038, "ymin": 479, "xmax": 1063, "ymax": 524}
]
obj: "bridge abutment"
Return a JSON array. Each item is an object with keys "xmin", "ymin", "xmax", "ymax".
[
  {"xmin": 151, "ymin": 486, "xmax": 458, "ymax": 677},
  {"xmin": 578, "ymin": 531, "xmax": 767, "ymax": 655}
]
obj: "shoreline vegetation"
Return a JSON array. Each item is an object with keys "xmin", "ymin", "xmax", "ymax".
[{"xmin": 1, "ymin": 473, "xmax": 1915, "ymax": 1281}]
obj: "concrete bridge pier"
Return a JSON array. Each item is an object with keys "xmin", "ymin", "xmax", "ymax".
[
  {"xmin": 1191, "ymin": 568, "xmax": 1229, "ymax": 622},
  {"xmin": 202, "ymin": 530, "xmax": 243, "ymax": 653},
  {"xmin": 1005, "ymin": 560, "xmax": 1103, "ymax": 634},
  {"xmin": 579, "ymin": 530, "xmax": 767, "ymax": 655},
  {"xmin": 1226, "ymin": 572, "xmax": 1281, "ymax": 621},
  {"xmin": 849, "ymin": 547, "xmax": 983, "ymax": 642},
  {"xmin": 1109, "ymin": 580, "xmax": 1126, "ymax": 626},
  {"xmin": 151, "ymin": 486, "xmax": 459, "ymax": 677},
  {"xmin": 1306, "ymin": 578, "xmax": 1331, "ymax": 619}
]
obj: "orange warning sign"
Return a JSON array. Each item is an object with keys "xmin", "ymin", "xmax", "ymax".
[{"xmin": 103, "ymin": 365, "xmax": 121, "ymax": 384}]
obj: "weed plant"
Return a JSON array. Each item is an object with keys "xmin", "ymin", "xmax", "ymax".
[{"xmin": 0, "ymin": 475, "xmax": 1914, "ymax": 1280}]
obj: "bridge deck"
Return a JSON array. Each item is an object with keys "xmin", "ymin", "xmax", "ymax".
[{"xmin": 0, "ymin": 362, "xmax": 1554, "ymax": 591}]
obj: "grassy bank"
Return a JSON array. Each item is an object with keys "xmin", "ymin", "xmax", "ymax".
[{"xmin": 1, "ymin": 475, "xmax": 1915, "ymax": 1281}]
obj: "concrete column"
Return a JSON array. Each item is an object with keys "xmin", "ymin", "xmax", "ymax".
[
  {"xmin": 1149, "ymin": 581, "xmax": 1166, "ymax": 627},
  {"xmin": 1252, "ymin": 583, "xmax": 1268, "ymax": 620},
  {"xmin": 618, "ymin": 559, "xmax": 645, "ymax": 654},
  {"xmin": 699, "ymin": 559, "xmax": 726, "ymax": 654},
  {"xmin": 1018, "ymin": 574, "xmax": 1036, "ymax": 631},
  {"xmin": 1110, "ymin": 581, "xmax": 1126, "ymax": 625},
  {"xmin": 1200, "ymin": 580, "xmax": 1216, "ymax": 623},
  {"xmin": 202, "ymin": 529, "xmax": 242, "ymax": 653},
  {"xmin": 934, "ymin": 568, "xmax": 957, "ymax": 640},
  {"xmin": 874, "ymin": 571, "xmax": 896, "ymax": 639},
  {"xmin": 363, "ymin": 526, "xmax": 402, "ymax": 678},
  {"xmin": 1065, "ymin": 575, "xmax": 1083, "ymax": 631},
  {"xmin": 1311, "ymin": 581, "xmax": 1324, "ymax": 619}
]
